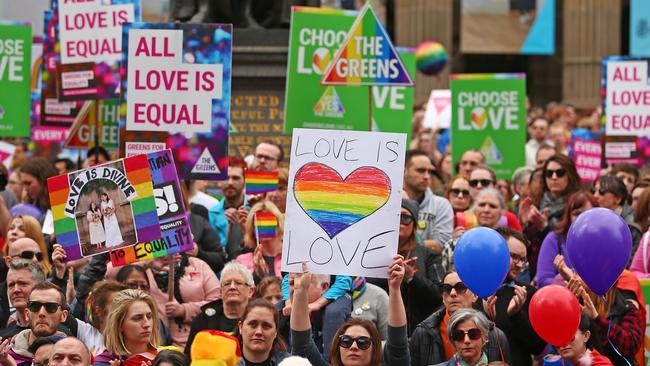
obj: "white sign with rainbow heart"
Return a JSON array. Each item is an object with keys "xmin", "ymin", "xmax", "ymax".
[{"xmin": 282, "ymin": 128, "xmax": 406, "ymax": 278}]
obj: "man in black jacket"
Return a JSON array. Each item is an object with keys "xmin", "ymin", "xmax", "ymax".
[{"xmin": 409, "ymin": 272, "xmax": 512, "ymax": 366}]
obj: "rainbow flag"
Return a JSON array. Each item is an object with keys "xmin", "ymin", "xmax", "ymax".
[
  {"xmin": 321, "ymin": 3, "xmax": 413, "ymax": 86},
  {"xmin": 246, "ymin": 170, "xmax": 279, "ymax": 194},
  {"xmin": 255, "ymin": 211, "xmax": 278, "ymax": 240}
]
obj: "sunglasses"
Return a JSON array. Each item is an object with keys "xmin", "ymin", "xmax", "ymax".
[
  {"xmin": 13, "ymin": 251, "xmax": 44, "ymax": 262},
  {"xmin": 451, "ymin": 328, "xmax": 483, "ymax": 342},
  {"xmin": 400, "ymin": 214, "xmax": 414, "ymax": 225},
  {"xmin": 27, "ymin": 301, "xmax": 62, "ymax": 314},
  {"xmin": 439, "ymin": 282, "xmax": 468, "ymax": 295},
  {"xmin": 544, "ymin": 168, "xmax": 566, "ymax": 178},
  {"xmin": 592, "ymin": 188, "xmax": 609, "ymax": 196},
  {"xmin": 450, "ymin": 188, "xmax": 470, "ymax": 197},
  {"xmin": 338, "ymin": 335, "xmax": 372, "ymax": 350},
  {"xmin": 469, "ymin": 179, "xmax": 492, "ymax": 188}
]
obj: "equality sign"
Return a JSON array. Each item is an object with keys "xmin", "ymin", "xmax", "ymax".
[
  {"xmin": 121, "ymin": 22, "xmax": 231, "ymax": 180},
  {"xmin": 568, "ymin": 129, "xmax": 602, "ymax": 183},
  {"xmin": 47, "ymin": 154, "xmax": 161, "ymax": 260},
  {"xmin": 603, "ymin": 57, "xmax": 650, "ymax": 137},
  {"xmin": 321, "ymin": 4, "xmax": 412, "ymax": 86},
  {"xmin": 0, "ymin": 22, "xmax": 31, "ymax": 137},
  {"xmin": 109, "ymin": 149, "xmax": 193, "ymax": 266},
  {"xmin": 423, "ymin": 89, "xmax": 452, "ymax": 129},
  {"xmin": 284, "ymin": 7, "xmax": 414, "ymax": 135},
  {"xmin": 281, "ymin": 128, "xmax": 406, "ymax": 278},
  {"xmin": 40, "ymin": 10, "xmax": 82, "ymax": 131},
  {"xmin": 64, "ymin": 99, "xmax": 119, "ymax": 149},
  {"xmin": 56, "ymin": 0, "xmax": 140, "ymax": 100},
  {"xmin": 451, "ymin": 73, "xmax": 527, "ymax": 180}
]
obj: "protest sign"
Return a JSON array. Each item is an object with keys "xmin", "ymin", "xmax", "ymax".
[
  {"xmin": 568, "ymin": 129, "xmax": 602, "ymax": 183},
  {"xmin": 321, "ymin": 4, "xmax": 412, "ymax": 86},
  {"xmin": 602, "ymin": 57, "xmax": 650, "ymax": 165},
  {"xmin": 0, "ymin": 22, "xmax": 31, "ymax": 137},
  {"xmin": 450, "ymin": 73, "xmax": 527, "ymax": 180},
  {"xmin": 423, "ymin": 89, "xmax": 451, "ymax": 129},
  {"xmin": 284, "ymin": 7, "xmax": 414, "ymax": 135},
  {"xmin": 64, "ymin": 99, "xmax": 119, "ymax": 149},
  {"xmin": 55, "ymin": 0, "xmax": 140, "ymax": 100},
  {"xmin": 281, "ymin": 128, "xmax": 406, "ymax": 278},
  {"xmin": 47, "ymin": 154, "xmax": 161, "ymax": 260},
  {"xmin": 0, "ymin": 141, "xmax": 16, "ymax": 168},
  {"xmin": 109, "ymin": 149, "xmax": 193, "ymax": 266},
  {"xmin": 121, "ymin": 22, "xmax": 232, "ymax": 180},
  {"xmin": 603, "ymin": 57, "xmax": 650, "ymax": 137},
  {"xmin": 39, "ymin": 10, "xmax": 81, "ymax": 133}
]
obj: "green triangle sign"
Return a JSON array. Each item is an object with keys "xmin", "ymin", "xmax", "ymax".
[
  {"xmin": 321, "ymin": 3, "xmax": 413, "ymax": 86},
  {"xmin": 480, "ymin": 136, "xmax": 504, "ymax": 165}
]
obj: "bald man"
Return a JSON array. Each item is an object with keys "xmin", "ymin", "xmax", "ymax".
[{"xmin": 49, "ymin": 337, "xmax": 91, "ymax": 366}]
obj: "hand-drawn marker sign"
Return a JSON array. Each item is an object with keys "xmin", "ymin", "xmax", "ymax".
[
  {"xmin": 282, "ymin": 128, "xmax": 406, "ymax": 278},
  {"xmin": 293, "ymin": 163, "xmax": 390, "ymax": 239}
]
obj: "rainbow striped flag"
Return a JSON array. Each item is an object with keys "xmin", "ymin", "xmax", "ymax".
[
  {"xmin": 246, "ymin": 170, "xmax": 279, "ymax": 194},
  {"xmin": 321, "ymin": 3, "xmax": 413, "ymax": 86},
  {"xmin": 255, "ymin": 211, "xmax": 278, "ymax": 240}
]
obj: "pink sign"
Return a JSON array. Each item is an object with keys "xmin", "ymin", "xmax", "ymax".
[
  {"xmin": 32, "ymin": 126, "xmax": 69, "ymax": 143},
  {"xmin": 572, "ymin": 137, "xmax": 602, "ymax": 183}
]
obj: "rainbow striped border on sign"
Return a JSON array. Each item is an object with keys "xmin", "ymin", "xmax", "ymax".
[{"xmin": 47, "ymin": 154, "xmax": 161, "ymax": 260}]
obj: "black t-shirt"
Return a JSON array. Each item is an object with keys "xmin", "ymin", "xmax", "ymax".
[
  {"xmin": 217, "ymin": 316, "xmax": 239, "ymax": 333},
  {"xmin": 243, "ymin": 357, "xmax": 271, "ymax": 366}
]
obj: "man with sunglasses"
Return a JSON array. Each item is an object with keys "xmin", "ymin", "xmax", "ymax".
[
  {"xmin": 409, "ymin": 272, "xmax": 511, "ymax": 366},
  {"xmin": 8, "ymin": 282, "xmax": 68, "ymax": 366},
  {"xmin": 403, "ymin": 150, "xmax": 453, "ymax": 254}
]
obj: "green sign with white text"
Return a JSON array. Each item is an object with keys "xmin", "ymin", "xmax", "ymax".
[
  {"xmin": 0, "ymin": 23, "xmax": 32, "ymax": 137},
  {"xmin": 451, "ymin": 74, "xmax": 526, "ymax": 180},
  {"xmin": 284, "ymin": 7, "xmax": 413, "ymax": 139}
]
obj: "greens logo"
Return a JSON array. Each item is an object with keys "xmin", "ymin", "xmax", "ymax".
[
  {"xmin": 480, "ymin": 136, "xmax": 503, "ymax": 164},
  {"xmin": 458, "ymin": 91, "xmax": 520, "ymax": 131},
  {"xmin": 314, "ymin": 86, "xmax": 345, "ymax": 118}
]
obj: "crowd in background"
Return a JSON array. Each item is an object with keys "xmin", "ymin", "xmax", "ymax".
[{"xmin": 0, "ymin": 99, "xmax": 646, "ymax": 366}]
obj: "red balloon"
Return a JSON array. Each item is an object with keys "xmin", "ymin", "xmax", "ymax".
[{"xmin": 529, "ymin": 285, "xmax": 581, "ymax": 346}]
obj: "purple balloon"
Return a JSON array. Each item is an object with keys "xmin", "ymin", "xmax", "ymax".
[{"xmin": 567, "ymin": 207, "xmax": 631, "ymax": 296}]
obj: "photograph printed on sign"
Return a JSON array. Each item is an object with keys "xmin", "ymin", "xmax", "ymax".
[
  {"xmin": 281, "ymin": 128, "xmax": 406, "ymax": 278},
  {"xmin": 66, "ymin": 160, "xmax": 138, "ymax": 256}
]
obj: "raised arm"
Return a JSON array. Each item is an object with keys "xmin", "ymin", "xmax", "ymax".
[{"xmin": 385, "ymin": 255, "xmax": 410, "ymax": 366}]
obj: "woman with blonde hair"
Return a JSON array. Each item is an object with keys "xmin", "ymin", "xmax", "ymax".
[
  {"xmin": 3, "ymin": 215, "xmax": 51, "ymax": 276},
  {"xmin": 101, "ymin": 289, "xmax": 161, "ymax": 364},
  {"xmin": 235, "ymin": 201, "xmax": 284, "ymax": 282}
]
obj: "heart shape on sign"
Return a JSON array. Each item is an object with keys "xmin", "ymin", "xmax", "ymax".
[{"xmin": 293, "ymin": 163, "xmax": 392, "ymax": 239}]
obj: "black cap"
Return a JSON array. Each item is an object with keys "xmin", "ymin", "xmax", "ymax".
[{"xmin": 401, "ymin": 199, "xmax": 420, "ymax": 219}]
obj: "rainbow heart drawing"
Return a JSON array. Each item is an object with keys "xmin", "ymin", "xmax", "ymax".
[
  {"xmin": 293, "ymin": 163, "xmax": 391, "ymax": 239},
  {"xmin": 471, "ymin": 107, "xmax": 487, "ymax": 129}
]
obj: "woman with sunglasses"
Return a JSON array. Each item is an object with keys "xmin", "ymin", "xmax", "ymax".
[
  {"xmin": 367, "ymin": 199, "xmax": 443, "ymax": 335},
  {"xmin": 536, "ymin": 191, "xmax": 597, "ymax": 288},
  {"xmin": 291, "ymin": 257, "xmax": 410, "ymax": 366},
  {"xmin": 464, "ymin": 166, "xmax": 521, "ymax": 232},
  {"xmin": 445, "ymin": 176, "xmax": 472, "ymax": 221},
  {"xmin": 237, "ymin": 298, "xmax": 290, "ymax": 365},
  {"xmin": 520, "ymin": 154, "xmax": 581, "ymax": 280},
  {"xmin": 592, "ymin": 175, "xmax": 643, "ymax": 265},
  {"xmin": 433, "ymin": 308, "xmax": 491, "ymax": 366}
]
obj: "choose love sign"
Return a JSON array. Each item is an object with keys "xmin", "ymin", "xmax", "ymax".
[
  {"xmin": 451, "ymin": 73, "xmax": 526, "ymax": 180},
  {"xmin": 282, "ymin": 128, "xmax": 406, "ymax": 278}
]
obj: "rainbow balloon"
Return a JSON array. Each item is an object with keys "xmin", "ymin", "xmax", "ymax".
[
  {"xmin": 415, "ymin": 41, "xmax": 448, "ymax": 76},
  {"xmin": 255, "ymin": 211, "xmax": 278, "ymax": 240},
  {"xmin": 293, "ymin": 163, "xmax": 391, "ymax": 239}
]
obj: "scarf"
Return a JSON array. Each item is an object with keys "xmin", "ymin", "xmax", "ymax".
[
  {"xmin": 351, "ymin": 276, "xmax": 366, "ymax": 300},
  {"xmin": 540, "ymin": 191, "xmax": 566, "ymax": 228},
  {"xmin": 454, "ymin": 352, "xmax": 488, "ymax": 366}
]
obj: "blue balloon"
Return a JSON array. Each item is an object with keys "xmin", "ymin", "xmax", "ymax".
[
  {"xmin": 567, "ymin": 208, "xmax": 631, "ymax": 296},
  {"xmin": 454, "ymin": 227, "xmax": 511, "ymax": 298}
]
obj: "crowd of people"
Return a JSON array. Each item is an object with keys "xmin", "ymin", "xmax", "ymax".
[{"xmin": 0, "ymin": 101, "xmax": 647, "ymax": 366}]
